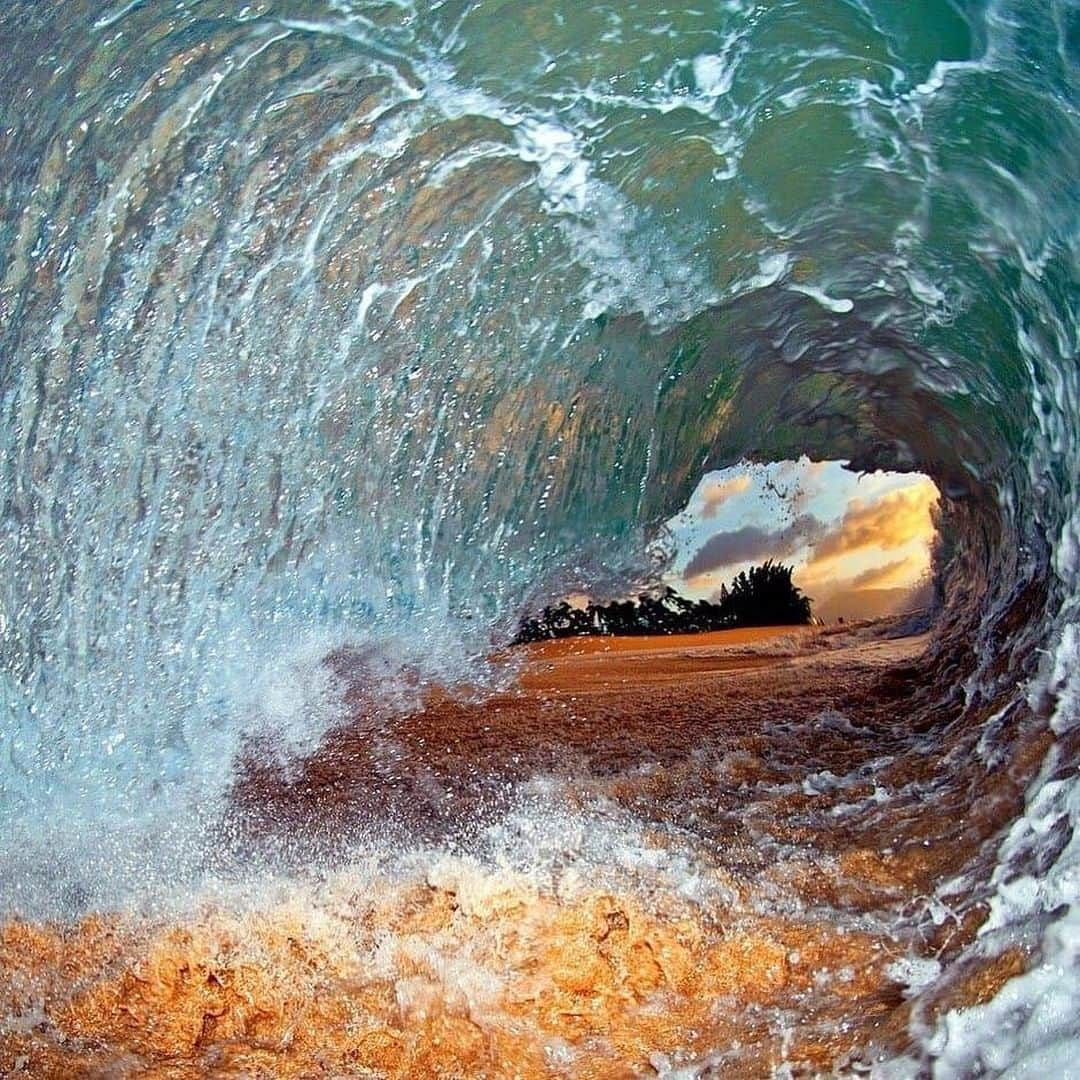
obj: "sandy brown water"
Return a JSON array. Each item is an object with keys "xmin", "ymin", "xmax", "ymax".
[{"xmin": 1, "ymin": 624, "xmax": 1050, "ymax": 1078}]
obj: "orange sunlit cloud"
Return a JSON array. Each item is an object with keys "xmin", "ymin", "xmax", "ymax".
[
  {"xmin": 698, "ymin": 474, "xmax": 753, "ymax": 518},
  {"xmin": 807, "ymin": 480, "xmax": 937, "ymax": 560},
  {"xmin": 674, "ymin": 467, "xmax": 939, "ymax": 616},
  {"xmin": 799, "ymin": 478, "xmax": 938, "ymax": 591},
  {"xmin": 845, "ymin": 553, "xmax": 928, "ymax": 591}
]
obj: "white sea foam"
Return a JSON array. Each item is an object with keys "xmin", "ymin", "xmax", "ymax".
[{"xmin": 788, "ymin": 283, "xmax": 855, "ymax": 314}]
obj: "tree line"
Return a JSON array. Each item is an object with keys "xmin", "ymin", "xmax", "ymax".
[{"xmin": 514, "ymin": 560, "xmax": 813, "ymax": 644}]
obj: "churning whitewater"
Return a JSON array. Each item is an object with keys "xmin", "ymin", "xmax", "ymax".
[{"xmin": 0, "ymin": 0, "xmax": 1077, "ymax": 1076}]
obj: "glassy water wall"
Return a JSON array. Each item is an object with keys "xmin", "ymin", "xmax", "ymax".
[{"xmin": 0, "ymin": 0, "xmax": 1077, "ymax": 1074}]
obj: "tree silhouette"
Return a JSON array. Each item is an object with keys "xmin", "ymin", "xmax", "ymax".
[
  {"xmin": 514, "ymin": 561, "xmax": 812, "ymax": 643},
  {"xmin": 721, "ymin": 560, "xmax": 813, "ymax": 627}
]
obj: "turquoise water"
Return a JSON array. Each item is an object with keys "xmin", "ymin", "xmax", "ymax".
[{"xmin": 0, "ymin": 0, "xmax": 1077, "ymax": 1071}]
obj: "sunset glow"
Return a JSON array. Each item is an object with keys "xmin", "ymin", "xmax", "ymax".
[{"xmin": 670, "ymin": 460, "xmax": 939, "ymax": 622}]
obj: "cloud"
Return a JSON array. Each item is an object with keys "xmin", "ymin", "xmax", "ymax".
[
  {"xmin": 680, "ymin": 471, "xmax": 938, "ymax": 597},
  {"xmin": 846, "ymin": 553, "xmax": 927, "ymax": 591},
  {"xmin": 698, "ymin": 474, "xmax": 752, "ymax": 518},
  {"xmin": 796, "ymin": 478, "xmax": 938, "ymax": 594},
  {"xmin": 684, "ymin": 513, "xmax": 826, "ymax": 578},
  {"xmin": 806, "ymin": 480, "xmax": 937, "ymax": 564}
]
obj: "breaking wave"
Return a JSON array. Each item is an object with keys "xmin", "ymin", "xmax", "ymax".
[{"xmin": 0, "ymin": 0, "xmax": 1076, "ymax": 1074}]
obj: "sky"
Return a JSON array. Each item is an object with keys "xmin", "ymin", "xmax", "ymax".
[{"xmin": 665, "ymin": 458, "xmax": 939, "ymax": 621}]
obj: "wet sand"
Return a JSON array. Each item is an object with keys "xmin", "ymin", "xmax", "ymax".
[
  {"xmin": 1, "ymin": 624, "xmax": 1047, "ymax": 1078},
  {"xmin": 233, "ymin": 623, "xmax": 933, "ymax": 844}
]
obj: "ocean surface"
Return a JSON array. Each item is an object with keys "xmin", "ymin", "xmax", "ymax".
[{"xmin": 0, "ymin": 0, "xmax": 1077, "ymax": 1075}]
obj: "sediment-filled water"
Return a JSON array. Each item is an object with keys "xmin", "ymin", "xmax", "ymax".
[{"xmin": 0, "ymin": 0, "xmax": 1077, "ymax": 1075}]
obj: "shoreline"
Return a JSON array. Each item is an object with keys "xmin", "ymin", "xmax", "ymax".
[
  {"xmin": 233, "ymin": 620, "xmax": 931, "ymax": 844},
  {"xmin": 1, "ymin": 622, "xmax": 1040, "ymax": 1078}
]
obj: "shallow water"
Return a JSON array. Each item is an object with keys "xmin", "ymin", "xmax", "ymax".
[{"xmin": 0, "ymin": 0, "xmax": 1077, "ymax": 1075}]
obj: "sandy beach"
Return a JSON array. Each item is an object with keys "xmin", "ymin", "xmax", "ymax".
[
  {"xmin": 234, "ymin": 623, "xmax": 934, "ymax": 846},
  {"xmin": 1, "ymin": 624, "xmax": 1046, "ymax": 1078}
]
